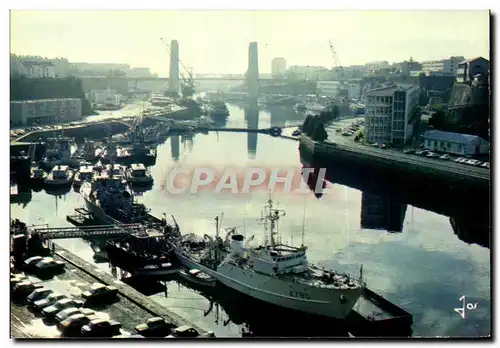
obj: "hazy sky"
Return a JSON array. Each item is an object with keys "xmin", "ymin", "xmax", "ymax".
[{"xmin": 10, "ymin": 10, "xmax": 490, "ymax": 76}]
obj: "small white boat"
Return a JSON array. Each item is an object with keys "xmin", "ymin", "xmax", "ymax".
[
  {"xmin": 73, "ymin": 165, "xmax": 94, "ymax": 188},
  {"xmin": 44, "ymin": 165, "xmax": 75, "ymax": 187},
  {"xmin": 134, "ymin": 262, "xmax": 177, "ymax": 277},
  {"xmin": 125, "ymin": 163, "xmax": 154, "ymax": 186},
  {"xmin": 178, "ymin": 268, "xmax": 216, "ymax": 287},
  {"xmin": 103, "ymin": 164, "xmax": 125, "ymax": 180}
]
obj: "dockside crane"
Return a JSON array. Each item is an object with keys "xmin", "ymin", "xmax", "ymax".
[
  {"xmin": 160, "ymin": 37, "xmax": 196, "ymax": 98},
  {"xmin": 328, "ymin": 40, "xmax": 347, "ymax": 87}
]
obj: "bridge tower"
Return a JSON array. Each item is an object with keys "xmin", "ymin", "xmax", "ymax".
[
  {"xmin": 169, "ymin": 40, "xmax": 180, "ymax": 95},
  {"xmin": 247, "ymin": 42, "xmax": 259, "ymax": 100}
]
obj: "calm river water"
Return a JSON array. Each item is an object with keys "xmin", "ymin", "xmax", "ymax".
[{"xmin": 10, "ymin": 103, "xmax": 490, "ymax": 338}]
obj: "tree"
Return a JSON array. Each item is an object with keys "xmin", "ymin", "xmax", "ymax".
[
  {"xmin": 302, "ymin": 114, "xmax": 315, "ymax": 135},
  {"xmin": 311, "ymin": 122, "xmax": 328, "ymax": 142}
]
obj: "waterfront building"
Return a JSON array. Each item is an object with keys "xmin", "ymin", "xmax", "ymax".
[
  {"xmin": 364, "ymin": 84, "xmax": 420, "ymax": 145},
  {"xmin": 271, "ymin": 58, "xmax": 287, "ymax": 79},
  {"xmin": 422, "ymin": 130, "xmax": 489, "ymax": 156},
  {"xmin": 10, "ymin": 98, "xmax": 82, "ymax": 126}
]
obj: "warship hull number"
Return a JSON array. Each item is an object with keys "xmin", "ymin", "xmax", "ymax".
[{"xmin": 289, "ymin": 291, "xmax": 311, "ymax": 300}]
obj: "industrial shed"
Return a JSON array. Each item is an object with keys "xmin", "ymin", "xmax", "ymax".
[{"xmin": 422, "ymin": 130, "xmax": 489, "ymax": 156}]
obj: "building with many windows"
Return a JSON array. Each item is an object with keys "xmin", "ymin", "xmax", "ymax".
[
  {"xmin": 421, "ymin": 56, "xmax": 465, "ymax": 76},
  {"xmin": 364, "ymin": 84, "xmax": 420, "ymax": 145},
  {"xmin": 422, "ymin": 130, "xmax": 489, "ymax": 156},
  {"xmin": 20, "ymin": 61, "xmax": 56, "ymax": 78}
]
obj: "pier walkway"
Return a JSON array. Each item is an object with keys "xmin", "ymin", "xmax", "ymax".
[{"xmin": 31, "ymin": 223, "xmax": 145, "ymax": 240}]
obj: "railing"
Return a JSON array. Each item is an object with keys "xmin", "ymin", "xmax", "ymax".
[{"xmin": 31, "ymin": 223, "xmax": 145, "ymax": 240}]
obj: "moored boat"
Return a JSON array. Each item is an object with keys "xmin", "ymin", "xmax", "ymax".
[
  {"xmin": 103, "ymin": 164, "xmax": 125, "ymax": 180},
  {"xmin": 178, "ymin": 268, "xmax": 216, "ymax": 287},
  {"xmin": 134, "ymin": 262, "xmax": 177, "ymax": 277},
  {"xmin": 44, "ymin": 165, "xmax": 75, "ymax": 187},
  {"xmin": 125, "ymin": 163, "xmax": 154, "ymax": 186},
  {"xmin": 73, "ymin": 165, "xmax": 94, "ymax": 188},
  {"xmin": 172, "ymin": 198, "xmax": 365, "ymax": 319}
]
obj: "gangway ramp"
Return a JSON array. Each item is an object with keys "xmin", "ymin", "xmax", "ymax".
[{"xmin": 31, "ymin": 224, "xmax": 146, "ymax": 240}]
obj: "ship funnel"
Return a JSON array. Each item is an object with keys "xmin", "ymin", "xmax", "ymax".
[{"xmin": 231, "ymin": 234, "xmax": 244, "ymax": 257}]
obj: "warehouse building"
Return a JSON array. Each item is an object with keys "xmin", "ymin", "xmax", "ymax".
[
  {"xmin": 10, "ymin": 98, "xmax": 82, "ymax": 127},
  {"xmin": 422, "ymin": 130, "xmax": 489, "ymax": 156}
]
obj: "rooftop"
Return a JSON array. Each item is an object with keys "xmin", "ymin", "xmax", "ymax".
[
  {"xmin": 459, "ymin": 57, "xmax": 489, "ymax": 65},
  {"xmin": 22, "ymin": 61, "xmax": 55, "ymax": 68},
  {"xmin": 423, "ymin": 130, "xmax": 488, "ymax": 143}
]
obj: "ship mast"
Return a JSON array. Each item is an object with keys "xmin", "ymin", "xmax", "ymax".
[{"xmin": 262, "ymin": 197, "xmax": 286, "ymax": 247}]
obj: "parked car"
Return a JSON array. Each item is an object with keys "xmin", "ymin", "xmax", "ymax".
[
  {"xmin": 415, "ymin": 150, "xmax": 428, "ymax": 156},
  {"xmin": 481, "ymin": 162, "xmax": 490, "ymax": 169},
  {"xmin": 34, "ymin": 258, "xmax": 65, "ymax": 274},
  {"xmin": 135, "ymin": 317, "xmax": 176, "ymax": 337},
  {"xmin": 33, "ymin": 293, "xmax": 67, "ymax": 311},
  {"xmin": 439, "ymin": 154, "xmax": 451, "ymax": 160},
  {"xmin": 11, "ymin": 275, "xmax": 28, "ymax": 290},
  {"xmin": 166, "ymin": 325, "xmax": 200, "ymax": 338},
  {"xmin": 81, "ymin": 319, "xmax": 122, "ymax": 337},
  {"xmin": 12, "ymin": 281, "xmax": 43, "ymax": 298},
  {"xmin": 291, "ymin": 130, "xmax": 301, "ymax": 137},
  {"xmin": 57, "ymin": 314, "xmax": 99, "ymax": 334},
  {"xmin": 112, "ymin": 334, "xmax": 145, "ymax": 338},
  {"xmin": 466, "ymin": 159, "xmax": 482, "ymax": 166},
  {"xmin": 43, "ymin": 298, "xmax": 84, "ymax": 318},
  {"xmin": 55, "ymin": 307, "xmax": 95, "ymax": 323},
  {"xmin": 82, "ymin": 283, "xmax": 119, "ymax": 303},
  {"xmin": 455, "ymin": 157, "xmax": 468, "ymax": 163},
  {"xmin": 27, "ymin": 288, "xmax": 53, "ymax": 304},
  {"xmin": 426, "ymin": 152, "xmax": 440, "ymax": 158},
  {"xmin": 403, "ymin": 149, "xmax": 415, "ymax": 155},
  {"xmin": 378, "ymin": 143, "xmax": 387, "ymax": 149},
  {"xmin": 23, "ymin": 256, "xmax": 44, "ymax": 272}
]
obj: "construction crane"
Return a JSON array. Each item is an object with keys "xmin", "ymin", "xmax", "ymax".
[
  {"xmin": 328, "ymin": 40, "xmax": 346, "ymax": 86},
  {"xmin": 160, "ymin": 37, "xmax": 195, "ymax": 98}
]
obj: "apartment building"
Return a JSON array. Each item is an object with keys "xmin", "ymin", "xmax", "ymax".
[
  {"xmin": 456, "ymin": 57, "xmax": 489, "ymax": 84},
  {"xmin": 10, "ymin": 55, "xmax": 69, "ymax": 77},
  {"xmin": 421, "ymin": 56, "xmax": 465, "ymax": 75},
  {"xmin": 271, "ymin": 58, "xmax": 287, "ymax": 78},
  {"xmin": 365, "ymin": 84, "xmax": 420, "ymax": 145}
]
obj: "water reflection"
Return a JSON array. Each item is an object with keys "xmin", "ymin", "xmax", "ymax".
[
  {"xmin": 360, "ymin": 193, "xmax": 407, "ymax": 233},
  {"xmin": 244, "ymin": 101, "xmax": 259, "ymax": 159},
  {"xmin": 299, "ymin": 147, "xmax": 490, "ymax": 248},
  {"xmin": 170, "ymin": 135, "xmax": 180, "ymax": 161}
]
